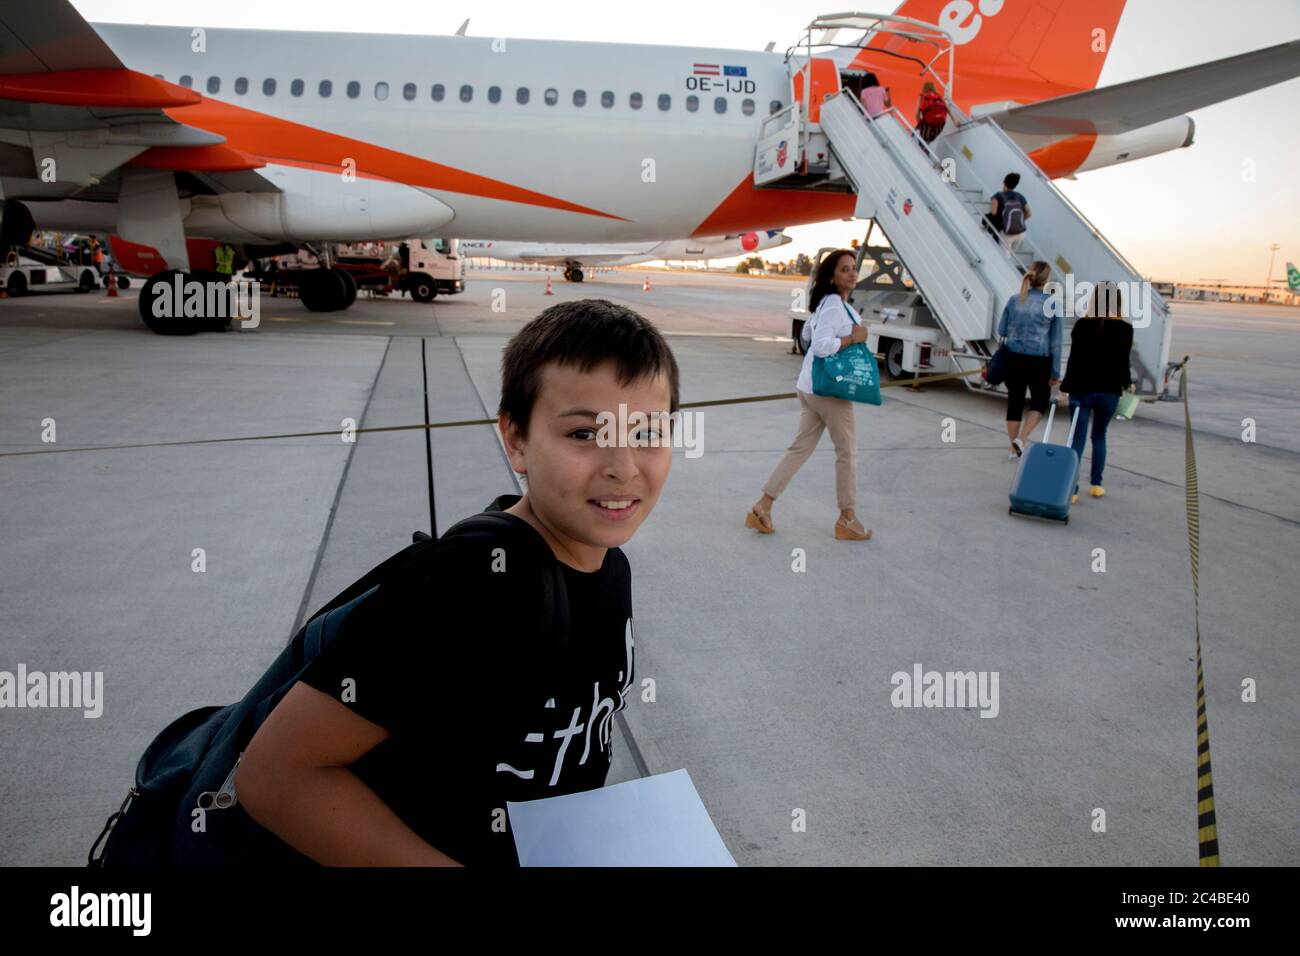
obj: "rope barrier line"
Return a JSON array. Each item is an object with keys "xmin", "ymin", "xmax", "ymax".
[
  {"xmin": 0, "ymin": 369, "xmax": 986, "ymax": 458},
  {"xmin": 1182, "ymin": 362, "xmax": 1220, "ymax": 866}
]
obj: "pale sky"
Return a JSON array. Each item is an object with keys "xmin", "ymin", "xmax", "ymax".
[{"xmin": 74, "ymin": 0, "xmax": 1300, "ymax": 285}]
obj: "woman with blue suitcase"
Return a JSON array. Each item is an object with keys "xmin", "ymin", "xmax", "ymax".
[
  {"xmin": 747, "ymin": 249, "xmax": 875, "ymax": 541},
  {"xmin": 997, "ymin": 261, "xmax": 1062, "ymax": 459},
  {"xmin": 1060, "ymin": 281, "xmax": 1136, "ymax": 503}
]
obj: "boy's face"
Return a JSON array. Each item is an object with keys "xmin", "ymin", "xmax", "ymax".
[{"xmin": 502, "ymin": 359, "xmax": 673, "ymax": 563}]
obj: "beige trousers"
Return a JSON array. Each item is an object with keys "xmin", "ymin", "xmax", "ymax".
[{"xmin": 762, "ymin": 390, "xmax": 858, "ymax": 510}]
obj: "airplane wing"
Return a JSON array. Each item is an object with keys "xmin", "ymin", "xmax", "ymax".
[
  {"xmin": 985, "ymin": 40, "xmax": 1300, "ymax": 136},
  {"xmin": 0, "ymin": 0, "xmax": 278, "ymax": 202}
]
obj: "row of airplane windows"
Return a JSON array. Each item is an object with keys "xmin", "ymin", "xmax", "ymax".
[{"xmin": 161, "ymin": 74, "xmax": 782, "ymax": 116}]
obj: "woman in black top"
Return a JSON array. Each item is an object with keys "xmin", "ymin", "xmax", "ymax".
[{"xmin": 1060, "ymin": 281, "xmax": 1135, "ymax": 502}]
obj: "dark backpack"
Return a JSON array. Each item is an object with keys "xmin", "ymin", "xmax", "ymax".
[
  {"xmin": 999, "ymin": 191, "xmax": 1027, "ymax": 235},
  {"xmin": 87, "ymin": 494, "xmax": 568, "ymax": 867}
]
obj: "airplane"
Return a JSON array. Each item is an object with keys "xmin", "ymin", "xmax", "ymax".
[
  {"xmin": 461, "ymin": 230, "xmax": 792, "ymax": 281},
  {"xmin": 0, "ymin": 0, "xmax": 1296, "ymax": 333}
]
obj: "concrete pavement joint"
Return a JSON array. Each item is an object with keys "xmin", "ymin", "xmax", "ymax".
[{"xmin": 289, "ymin": 336, "xmax": 393, "ymax": 636}]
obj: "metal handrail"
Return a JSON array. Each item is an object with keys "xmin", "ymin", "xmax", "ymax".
[
  {"xmin": 835, "ymin": 92, "xmax": 1031, "ymax": 283},
  {"xmin": 789, "ymin": 12, "xmax": 956, "ymax": 95},
  {"xmin": 972, "ymin": 113, "xmax": 1168, "ymax": 316},
  {"xmin": 830, "ymin": 91, "xmax": 1012, "ymax": 312}
]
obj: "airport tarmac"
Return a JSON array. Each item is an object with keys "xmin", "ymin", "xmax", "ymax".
[{"xmin": 1, "ymin": 269, "xmax": 1297, "ymax": 866}]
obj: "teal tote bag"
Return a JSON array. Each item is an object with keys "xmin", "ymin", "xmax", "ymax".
[{"xmin": 811, "ymin": 299, "xmax": 884, "ymax": 406}]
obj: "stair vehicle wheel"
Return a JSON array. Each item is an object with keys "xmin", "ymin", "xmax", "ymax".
[
  {"xmin": 78, "ymin": 269, "xmax": 96, "ymax": 292},
  {"xmin": 7, "ymin": 272, "xmax": 27, "ymax": 296},
  {"xmin": 883, "ymin": 338, "xmax": 906, "ymax": 378}
]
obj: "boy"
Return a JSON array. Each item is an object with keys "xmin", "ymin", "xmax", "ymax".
[{"xmin": 235, "ymin": 299, "xmax": 679, "ymax": 865}]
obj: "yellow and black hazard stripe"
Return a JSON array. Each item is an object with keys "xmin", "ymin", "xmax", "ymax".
[{"xmin": 1181, "ymin": 360, "xmax": 1220, "ymax": 866}]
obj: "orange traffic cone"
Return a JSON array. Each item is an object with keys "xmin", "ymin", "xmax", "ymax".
[
  {"xmin": 642, "ymin": 276, "xmax": 651, "ymax": 291},
  {"xmin": 545, "ymin": 276, "xmax": 554, "ymax": 295},
  {"xmin": 105, "ymin": 271, "xmax": 119, "ymax": 297}
]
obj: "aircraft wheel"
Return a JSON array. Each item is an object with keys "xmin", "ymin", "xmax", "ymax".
[
  {"xmin": 572, "ymin": 269, "xmax": 584, "ymax": 283},
  {"xmin": 334, "ymin": 269, "xmax": 358, "ymax": 309},
  {"xmin": 139, "ymin": 270, "xmax": 199, "ymax": 335},
  {"xmin": 300, "ymin": 268, "xmax": 347, "ymax": 312}
]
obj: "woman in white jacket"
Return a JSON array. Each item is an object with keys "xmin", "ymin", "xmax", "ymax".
[{"xmin": 746, "ymin": 249, "xmax": 873, "ymax": 540}]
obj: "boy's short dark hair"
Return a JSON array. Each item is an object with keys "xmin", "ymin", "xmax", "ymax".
[
  {"xmin": 499, "ymin": 299, "xmax": 680, "ymax": 436},
  {"xmin": 1004, "ymin": 173, "xmax": 1021, "ymax": 190}
]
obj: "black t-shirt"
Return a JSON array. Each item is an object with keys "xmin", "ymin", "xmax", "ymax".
[{"xmin": 298, "ymin": 508, "xmax": 635, "ymax": 866}]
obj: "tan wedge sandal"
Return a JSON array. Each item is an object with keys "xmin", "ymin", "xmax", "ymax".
[
  {"xmin": 834, "ymin": 512, "xmax": 873, "ymax": 541},
  {"xmin": 745, "ymin": 504, "xmax": 774, "ymax": 534}
]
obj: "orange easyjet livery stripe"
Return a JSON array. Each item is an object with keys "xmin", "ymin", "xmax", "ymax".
[
  {"xmin": 129, "ymin": 144, "xmax": 266, "ymax": 172},
  {"xmin": 691, "ymin": 174, "xmax": 855, "ymax": 238},
  {"xmin": 163, "ymin": 97, "xmax": 627, "ymax": 221}
]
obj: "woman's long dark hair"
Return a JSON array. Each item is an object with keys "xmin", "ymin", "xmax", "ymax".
[{"xmin": 809, "ymin": 249, "xmax": 857, "ymax": 313}]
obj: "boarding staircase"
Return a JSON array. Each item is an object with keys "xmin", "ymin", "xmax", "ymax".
[{"xmin": 757, "ymin": 13, "xmax": 1176, "ymax": 396}]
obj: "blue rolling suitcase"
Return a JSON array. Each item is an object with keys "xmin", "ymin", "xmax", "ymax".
[{"xmin": 1009, "ymin": 403, "xmax": 1080, "ymax": 524}]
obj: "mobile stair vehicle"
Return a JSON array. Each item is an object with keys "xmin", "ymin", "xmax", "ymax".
[{"xmin": 770, "ymin": 13, "xmax": 1179, "ymax": 398}]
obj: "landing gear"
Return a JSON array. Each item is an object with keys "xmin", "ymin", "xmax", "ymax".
[
  {"xmin": 138, "ymin": 270, "xmax": 238, "ymax": 334},
  {"xmin": 299, "ymin": 268, "xmax": 352, "ymax": 312},
  {"xmin": 563, "ymin": 267, "xmax": 585, "ymax": 283},
  {"xmin": 139, "ymin": 269, "xmax": 196, "ymax": 335}
]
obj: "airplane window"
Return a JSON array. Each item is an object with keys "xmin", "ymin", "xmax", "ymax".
[
  {"xmin": 347, "ymin": 81, "xmax": 360, "ymax": 99},
  {"xmin": 488, "ymin": 86, "xmax": 501, "ymax": 103},
  {"xmin": 658, "ymin": 93, "xmax": 671, "ymax": 111},
  {"xmin": 769, "ymin": 99, "xmax": 783, "ymax": 114},
  {"xmin": 432, "ymin": 83, "xmax": 444, "ymax": 101},
  {"xmin": 742, "ymin": 98, "xmax": 755, "ymax": 115},
  {"xmin": 714, "ymin": 96, "xmax": 727, "ymax": 114},
  {"xmin": 460, "ymin": 84, "xmax": 473, "ymax": 102},
  {"xmin": 686, "ymin": 95, "xmax": 699, "ymax": 112},
  {"xmin": 179, "ymin": 75, "xmax": 192, "ymax": 88},
  {"xmin": 319, "ymin": 80, "xmax": 332, "ymax": 98},
  {"xmin": 544, "ymin": 88, "xmax": 558, "ymax": 106},
  {"xmin": 263, "ymin": 78, "xmax": 276, "ymax": 96},
  {"xmin": 573, "ymin": 89, "xmax": 586, "ymax": 107},
  {"xmin": 206, "ymin": 76, "xmax": 220, "ymax": 94},
  {"xmin": 630, "ymin": 92, "xmax": 642, "ymax": 109},
  {"xmin": 601, "ymin": 90, "xmax": 614, "ymax": 108},
  {"xmin": 291, "ymin": 79, "xmax": 304, "ymax": 97},
  {"xmin": 375, "ymin": 82, "xmax": 389, "ymax": 100},
  {"xmin": 402, "ymin": 82, "xmax": 415, "ymax": 100},
  {"xmin": 235, "ymin": 77, "xmax": 248, "ymax": 95}
]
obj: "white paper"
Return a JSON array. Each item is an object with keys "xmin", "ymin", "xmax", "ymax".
[{"xmin": 507, "ymin": 768, "xmax": 736, "ymax": 867}]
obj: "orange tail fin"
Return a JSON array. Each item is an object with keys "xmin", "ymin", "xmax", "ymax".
[{"xmin": 870, "ymin": 0, "xmax": 1127, "ymax": 107}]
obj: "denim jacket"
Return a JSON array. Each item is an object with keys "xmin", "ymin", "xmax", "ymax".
[{"xmin": 997, "ymin": 288, "xmax": 1062, "ymax": 379}]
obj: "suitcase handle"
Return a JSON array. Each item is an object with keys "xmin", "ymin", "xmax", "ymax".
[{"xmin": 1042, "ymin": 402, "xmax": 1080, "ymax": 447}]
